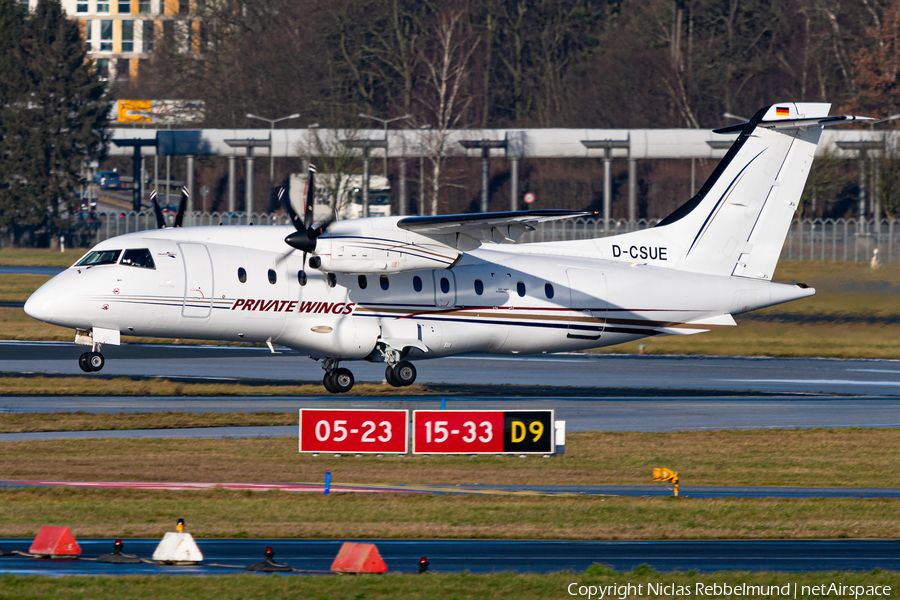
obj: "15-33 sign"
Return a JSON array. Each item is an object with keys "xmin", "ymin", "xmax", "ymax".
[{"xmin": 412, "ymin": 410, "xmax": 554, "ymax": 454}]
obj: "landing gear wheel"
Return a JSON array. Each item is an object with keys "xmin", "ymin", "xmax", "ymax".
[
  {"xmin": 393, "ymin": 361, "xmax": 417, "ymax": 386},
  {"xmin": 322, "ymin": 372, "xmax": 337, "ymax": 394},
  {"xmin": 331, "ymin": 368, "xmax": 354, "ymax": 393},
  {"xmin": 78, "ymin": 352, "xmax": 92, "ymax": 373},
  {"xmin": 87, "ymin": 352, "xmax": 105, "ymax": 372},
  {"xmin": 385, "ymin": 365, "xmax": 401, "ymax": 387}
]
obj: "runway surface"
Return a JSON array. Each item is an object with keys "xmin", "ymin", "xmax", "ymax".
[
  {"xmin": 3, "ymin": 396, "xmax": 900, "ymax": 433},
  {"xmin": 2, "ymin": 538, "xmax": 899, "ymax": 575},
  {"xmin": 4, "ymin": 340, "xmax": 900, "ymax": 395},
  {"xmin": 3, "ymin": 479, "xmax": 900, "ymax": 498}
]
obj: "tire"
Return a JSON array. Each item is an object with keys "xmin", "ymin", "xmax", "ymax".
[
  {"xmin": 88, "ymin": 352, "xmax": 105, "ymax": 372},
  {"xmin": 322, "ymin": 372, "xmax": 337, "ymax": 394},
  {"xmin": 331, "ymin": 368, "xmax": 354, "ymax": 393},
  {"xmin": 78, "ymin": 352, "xmax": 92, "ymax": 373},
  {"xmin": 393, "ymin": 361, "xmax": 416, "ymax": 386},
  {"xmin": 385, "ymin": 365, "xmax": 401, "ymax": 387}
]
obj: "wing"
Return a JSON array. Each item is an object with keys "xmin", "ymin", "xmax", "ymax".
[{"xmin": 398, "ymin": 210, "xmax": 594, "ymax": 247}]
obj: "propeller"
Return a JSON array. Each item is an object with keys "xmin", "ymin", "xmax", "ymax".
[
  {"xmin": 150, "ymin": 190, "xmax": 166, "ymax": 229},
  {"xmin": 174, "ymin": 186, "xmax": 189, "ymax": 228},
  {"xmin": 280, "ymin": 165, "xmax": 335, "ymax": 269}
]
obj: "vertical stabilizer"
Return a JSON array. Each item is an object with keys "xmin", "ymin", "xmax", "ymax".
[{"xmin": 600, "ymin": 103, "xmax": 869, "ymax": 279}]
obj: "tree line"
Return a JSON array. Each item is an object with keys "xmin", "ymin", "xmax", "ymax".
[{"xmin": 0, "ymin": 0, "xmax": 108, "ymax": 244}]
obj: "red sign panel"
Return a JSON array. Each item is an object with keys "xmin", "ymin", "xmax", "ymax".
[
  {"xmin": 299, "ymin": 409, "xmax": 409, "ymax": 454},
  {"xmin": 413, "ymin": 410, "xmax": 555, "ymax": 454}
]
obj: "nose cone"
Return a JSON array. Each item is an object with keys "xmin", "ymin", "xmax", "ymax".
[{"xmin": 24, "ymin": 281, "xmax": 57, "ymax": 323}]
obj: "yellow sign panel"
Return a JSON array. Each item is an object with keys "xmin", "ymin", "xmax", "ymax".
[
  {"xmin": 652, "ymin": 468, "xmax": 677, "ymax": 482},
  {"xmin": 117, "ymin": 99, "xmax": 151, "ymax": 123}
]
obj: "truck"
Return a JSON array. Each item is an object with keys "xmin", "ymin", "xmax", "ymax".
[{"xmin": 289, "ymin": 173, "xmax": 391, "ymax": 221}]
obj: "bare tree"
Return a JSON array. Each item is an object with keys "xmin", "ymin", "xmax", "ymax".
[{"xmin": 418, "ymin": 11, "xmax": 477, "ymax": 215}]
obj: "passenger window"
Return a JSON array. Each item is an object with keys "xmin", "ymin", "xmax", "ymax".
[
  {"xmin": 413, "ymin": 276, "xmax": 422, "ymax": 292},
  {"xmin": 76, "ymin": 249, "xmax": 121, "ymax": 267},
  {"xmin": 516, "ymin": 281, "xmax": 526, "ymax": 297},
  {"xmin": 440, "ymin": 277, "xmax": 450, "ymax": 294},
  {"xmin": 326, "ymin": 273, "xmax": 336, "ymax": 288},
  {"xmin": 474, "ymin": 279, "xmax": 483, "ymax": 295},
  {"xmin": 380, "ymin": 275, "xmax": 389, "ymax": 290},
  {"xmin": 120, "ymin": 248, "xmax": 155, "ymax": 269},
  {"xmin": 297, "ymin": 270, "xmax": 307, "ymax": 286},
  {"xmin": 545, "ymin": 283, "xmax": 554, "ymax": 299},
  {"xmin": 358, "ymin": 275, "xmax": 368, "ymax": 289},
  {"xmin": 268, "ymin": 269, "xmax": 277, "ymax": 284},
  {"xmin": 237, "ymin": 267, "xmax": 247, "ymax": 283}
]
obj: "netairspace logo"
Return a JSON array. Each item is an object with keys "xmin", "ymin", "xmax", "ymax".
[{"xmin": 567, "ymin": 582, "xmax": 893, "ymax": 599}]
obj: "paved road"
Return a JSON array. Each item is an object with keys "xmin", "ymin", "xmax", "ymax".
[
  {"xmin": 3, "ymin": 340, "xmax": 900, "ymax": 395},
  {"xmin": 3, "ymin": 396, "xmax": 900, "ymax": 433},
  {"xmin": 2, "ymin": 538, "xmax": 899, "ymax": 575},
  {"xmin": 3, "ymin": 480, "xmax": 899, "ymax": 499}
]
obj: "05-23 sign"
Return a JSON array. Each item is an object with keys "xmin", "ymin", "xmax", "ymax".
[
  {"xmin": 412, "ymin": 410, "xmax": 554, "ymax": 454},
  {"xmin": 299, "ymin": 409, "xmax": 409, "ymax": 454}
]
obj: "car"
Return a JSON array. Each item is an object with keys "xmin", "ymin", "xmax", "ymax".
[{"xmin": 93, "ymin": 170, "xmax": 121, "ymax": 190}]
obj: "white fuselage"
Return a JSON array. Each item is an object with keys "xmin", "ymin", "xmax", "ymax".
[{"xmin": 25, "ymin": 222, "xmax": 812, "ymax": 362}]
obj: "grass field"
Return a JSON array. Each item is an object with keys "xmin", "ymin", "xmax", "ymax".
[
  {"xmin": 1, "ymin": 487, "xmax": 898, "ymax": 540},
  {"xmin": 2, "ymin": 429, "xmax": 897, "ymax": 487},
  {"xmin": 2, "ymin": 570, "xmax": 896, "ymax": 600},
  {"xmin": 3, "ymin": 261, "xmax": 900, "ymax": 357},
  {"xmin": 0, "ymin": 376, "xmax": 429, "ymax": 397}
]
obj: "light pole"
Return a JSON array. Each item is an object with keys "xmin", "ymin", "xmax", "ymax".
[
  {"xmin": 246, "ymin": 112, "xmax": 301, "ymax": 212},
  {"xmin": 358, "ymin": 113, "xmax": 411, "ymax": 180}
]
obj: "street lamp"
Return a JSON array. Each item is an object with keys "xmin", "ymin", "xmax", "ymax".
[
  {"xmin": 246, "ymin": 112, "xmax": 301, "ymax": 211},
  {"xmin": 358, "ymin": 113, "xmax": 411, "ymax": 179}
]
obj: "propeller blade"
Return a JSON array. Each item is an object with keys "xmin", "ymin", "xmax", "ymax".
[
  {"xmin": 174, "ymin": 186, "xmax": 189, "ymax": 227},
  {"xmin": 150, "ymin": 191, "xmax": 166, "ymax": 229},
  {"xmin": 303, "ymin": 165, "xmax": 316, "ymax": 230},
  {"xmin": 279, "ymin": 187, "xmax": 303, "ymax": 231},
  {"xmin": 310, "ymin": 212, "xmax": 336, "ymax": 238}
]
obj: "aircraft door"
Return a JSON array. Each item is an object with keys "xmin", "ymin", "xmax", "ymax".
[
  {"xmin": 180, "ymin": 243, "xmax": 214, "ymax": 318},
  {"xmin": 432, "ymin": 271, "xmax": 456, "ymax": 308},
  {"xmin": 565, "ymin": 268, "xmax": 607, "ymax": 340}
]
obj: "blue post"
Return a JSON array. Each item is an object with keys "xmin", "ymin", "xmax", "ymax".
[
  {"xmin": 324, "ymin": 472, "xmax": 331, "ymax": 496},
  {"xmin": 440, "ymin": 397, "xmax": 446, "ymax": 410}
]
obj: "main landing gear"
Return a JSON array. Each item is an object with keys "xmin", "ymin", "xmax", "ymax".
[
  {"xmin": 320, "ymin": 357, "xmax": 418, "ymax": 394},
  {"xmin": 385, "ymin": 361, "xmax": 417, "ymax": 388},
  {"xmin": 322, "ymin": 358, "xmax": 354, "ymax": 394},
  {"xmin": 78, "ymin": 344, "xmax": 105, "ymax": 373}
]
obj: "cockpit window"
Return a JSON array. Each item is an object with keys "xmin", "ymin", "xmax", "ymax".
[
  {"xmin": 120, "ymin": 248, "xmax": 155, "ymax": 269},
  {"xmin": 75, "ymin": 249, "xmax": 121, "ymax": 267}
]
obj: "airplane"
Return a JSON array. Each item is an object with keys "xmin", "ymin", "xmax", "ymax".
[{"xmin": 24, "ymin": 102, "xmax": 869, "ymax": 393}]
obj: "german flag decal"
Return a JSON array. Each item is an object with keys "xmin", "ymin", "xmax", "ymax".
[{"xmin": 775, "ymin": 106, "xmax": 790, "ymax": 117}]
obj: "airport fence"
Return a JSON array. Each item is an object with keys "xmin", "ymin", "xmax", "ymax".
[{"xmin": 82, "ymin": 212, "xmax": 900, "ymax": 264}]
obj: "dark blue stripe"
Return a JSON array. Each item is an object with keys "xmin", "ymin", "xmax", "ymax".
[{"xmin": 686, "ymin": 148, "xmax": 767, "ymax": 257}]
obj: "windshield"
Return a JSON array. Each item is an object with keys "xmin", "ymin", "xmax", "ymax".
[
  {"xmin": 120, "ymin": 248, "xmax": 155, "ymax": 269},
  {"xmin": 75, "ymin": 249, "xmax": 121, "ymax": 267}
]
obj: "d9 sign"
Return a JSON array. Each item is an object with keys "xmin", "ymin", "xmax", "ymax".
[
  {"xmin": 299, "ymin": 409, "xmax": 409, "ymax": 454},
  {"xmin": 412, "ymin": 410, "xmax": 554, "ymax": 454}
]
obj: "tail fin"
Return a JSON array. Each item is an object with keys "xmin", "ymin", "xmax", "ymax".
[{"xmin": 604, "ymin": 102, "xmax": 869, "ymax": 280}]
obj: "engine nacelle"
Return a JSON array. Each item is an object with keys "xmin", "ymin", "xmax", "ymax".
[{"xmin": 313, "ymin": 217, "xmax": 462, "ymax": 274}]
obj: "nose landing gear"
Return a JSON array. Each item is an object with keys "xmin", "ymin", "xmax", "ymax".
[{"xmin": 322, "ymin": 358, "xmax": 354, "ymax": 394}]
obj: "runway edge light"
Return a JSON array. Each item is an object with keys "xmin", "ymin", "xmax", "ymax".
[
  {"xmin": 29, "ymin": 526, "xmax": 81, "ymax": 559},
  {"xmin": 152, "ymin": 518, "xmax": 203, "ymax": 565}
]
